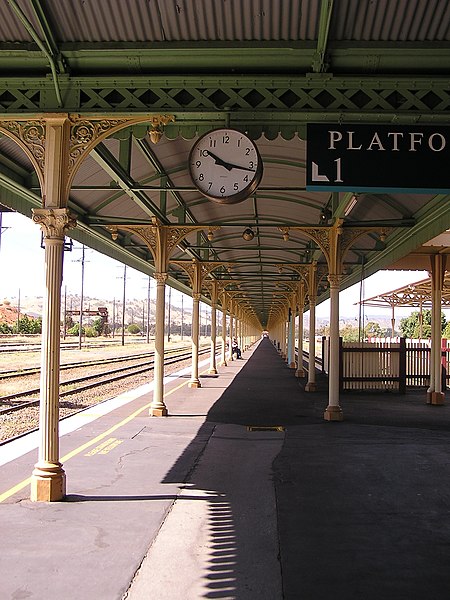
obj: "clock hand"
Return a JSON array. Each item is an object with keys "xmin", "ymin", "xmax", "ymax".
[
  {"xmin": 229, "ymin": 163, "xmax": 256, "ymax": 173},
  {"xmin": 205, "ymin": 150, "xmax": 256, "ymax": 173},
  {"xmin": 205, "ymin": 150, "xmax": 234, "ymax": 171}
]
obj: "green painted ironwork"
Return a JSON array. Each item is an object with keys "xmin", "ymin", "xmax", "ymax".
[{"xmin": 0, "ymin": 76, "xmax": 448, "ymax": 129}]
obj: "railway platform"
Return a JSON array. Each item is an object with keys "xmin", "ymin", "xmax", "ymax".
[{"xmin": 2, "ymin": 338, "xmax": 450, "ymax": 599}]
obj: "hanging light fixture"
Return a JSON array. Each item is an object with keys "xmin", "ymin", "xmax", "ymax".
[
  {"xmin": 344, "ymin": 194, "xmax": 358, "ymax": 216},
  {"xmin": 320, "ymin": 207, "xmax": 332, "ymax": 222}
]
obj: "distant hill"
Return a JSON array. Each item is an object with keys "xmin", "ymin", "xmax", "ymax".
[
  {"xmin": 0, "ymin": 300, "xmax": 21, "ymax": 324},
  {"xmin": 1, "ymin": 293, "xmax": 194, "ymax": 328}
]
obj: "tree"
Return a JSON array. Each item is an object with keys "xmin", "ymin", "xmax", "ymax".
[
  {"xmin": 442, "ymin": 322, "xmax": 450, "ymax": 340},
  {"xmin": 0, "ymin": 322, "xmax": 12, "ymax": 334},
  {"xmin": 364, "ymin": 321, "xmax": 384, "ymax": 338},
  {"xmin": 91, "ymin": 317, "xmax": 104, "ymax": 336},
  {"xmin": 340, "ymin": 323, "xmax": 359, "ymax": 342},
  {"xmin": 399, "ymin": 309, "xmax": 446, "ymax": 339}
]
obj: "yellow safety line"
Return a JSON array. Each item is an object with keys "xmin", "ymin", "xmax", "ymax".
[
  {"xmin": 0, "ymin": 477, "xmax": 32, "ymax": 503},
  {"xmin": 0, "ymin": 370, "xmax": 203, "ymax": 503}
]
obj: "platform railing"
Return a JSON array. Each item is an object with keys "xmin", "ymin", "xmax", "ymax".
[{"xmin": 320, "ymin": 337, "xmax": 449, "ymax": 393}]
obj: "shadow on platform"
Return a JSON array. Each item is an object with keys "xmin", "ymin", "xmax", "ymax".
[{"xmin": 158, "ymin": 338, "xmax": 450, "ymax": 599}]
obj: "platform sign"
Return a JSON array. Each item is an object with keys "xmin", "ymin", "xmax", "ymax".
[{"xmin": 306, "ymin": 123, "xmax": 450, "ymax": 193}]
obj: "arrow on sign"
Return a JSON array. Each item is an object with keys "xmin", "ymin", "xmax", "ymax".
[{"xmin": 311, "ymin": 162, "xmax": 329, "ymax": 182}]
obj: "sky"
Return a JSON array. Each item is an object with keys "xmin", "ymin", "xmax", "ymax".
[{"xmin": 0, "ymin": 211, "xmax": 430, "ymax": 321}]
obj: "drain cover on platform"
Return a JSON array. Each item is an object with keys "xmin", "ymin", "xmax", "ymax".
[{"xmin": 246, "ymin": 426, "xmax": 284, "ymax": 432}]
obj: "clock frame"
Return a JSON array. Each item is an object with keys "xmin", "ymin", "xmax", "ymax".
[{"xmin": 188, "ymin": 128, "xmax": 263, "ymax": 204}]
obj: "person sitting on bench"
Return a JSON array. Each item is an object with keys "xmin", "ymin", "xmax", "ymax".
[{"xmin": 231, "ymin": 338, "xmax": 242, "ymax": 359}]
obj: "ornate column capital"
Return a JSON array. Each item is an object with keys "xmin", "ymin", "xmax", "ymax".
[
  {"xmin": 154, "ymin": 272, "xmax": 168, "ymax": 285},
  {"xmin": 32, "ymin": 208, "xmax": 77, "ymax": 239},
  {"xmin": 193, "ymin": 292, "xmax": 202, "ymax": 302},
  {"xmin": 327, "ymin": 274, "xmax": 343, "ymax": 289}
]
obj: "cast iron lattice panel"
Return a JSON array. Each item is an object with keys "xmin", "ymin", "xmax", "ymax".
[{"xmin": 0, "ymin": 79, "xmax": 448, "ymax": 116}]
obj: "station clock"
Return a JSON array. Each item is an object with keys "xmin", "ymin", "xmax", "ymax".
[{"xmin": 188, "ymin": 128, "xmax": 263, "ymax": 204}]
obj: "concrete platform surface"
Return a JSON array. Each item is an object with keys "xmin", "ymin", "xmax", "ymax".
[{"xmin": 1, "ymin": 338, "xmax": 450, "ymax": 599}]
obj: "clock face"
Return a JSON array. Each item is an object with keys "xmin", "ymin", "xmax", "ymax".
[{"xmin": 188, "ymin": 128, "xmax": 263, "ymax": 204}]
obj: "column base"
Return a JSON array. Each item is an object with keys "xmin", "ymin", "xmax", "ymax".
[
  {"xmin": 150, "ymin": 405, "xmax": 168, "ymax": 417},
  {"xmin": 208, "ymin": 368, "xmax": 218, "ymax": 375},
  {"xmin": 305, "ymin": 382, "xmax": 316, "ymax": 392},
  {"xmin": 288, "ymin": 362, "xmax": 297, "ymax": 369},
  {"xmin": 427, "ymin": 391, "xmax": 445, "ymax": 405},
  {"xmin": 324, "ymin": 405, "xmax": 344, "ymax": 421},
  {"xmin": 188, "ymin": 379, "xmax": 202, "ymax": 389},
  {"xmin": 295, "ymin": 368, "xmax": 305, "ymax": 378},
  {"xmin": 30, "ymin": 462, "xmax": 66, "ymax": 502}
]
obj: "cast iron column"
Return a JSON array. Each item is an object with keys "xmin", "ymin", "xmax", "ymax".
[
  {"xmin": 324, "ymin": 275, "xmax": 344, "ymax": 420},
  {"xmin": 31, "ymin": 208, "xmax": 76, "ymax": 501},
  {"xmin": 150, "ymin": 273, "xmax": 169, "ymax": 416}
]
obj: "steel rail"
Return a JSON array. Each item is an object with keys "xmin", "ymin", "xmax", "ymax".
[
  {"xmin": 0, "ymin": 346, "xmax": 186, "ymax": 379},
  {"xmin": 0, "ymin": 347, "xmax": 210, "ymax": 412}
]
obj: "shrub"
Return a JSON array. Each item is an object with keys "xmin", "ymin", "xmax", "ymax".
[
  {"xmin": 12, "ymin": 315, "xmax": 42, "ymax": 334},
  {"xmin": 127, "ymin": 323, "xmax": 141, "ymax": 334},
  {"xmin": 68, "ymin": 323, "xmax": 85, "ymax": 335}
]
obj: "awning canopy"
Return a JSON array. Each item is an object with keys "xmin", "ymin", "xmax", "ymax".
[{"xmin": 0, "ymin": 0, "xmax": 449, "ymax": 327}]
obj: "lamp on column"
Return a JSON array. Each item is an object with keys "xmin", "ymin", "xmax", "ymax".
[
  {"xmin": 147, "ymin": 115, "xmax": 175, "ymax": 144},
  {"xmin": 242, "ymin": 227, "xmax": 255, "ymax": 241}
]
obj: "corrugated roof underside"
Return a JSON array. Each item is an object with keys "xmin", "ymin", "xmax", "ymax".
[
  {"xmin": 331, "ymin": 0, "xmax": 450, "ymax": 42},
  {"xmin": 1, "ymin": 0, "xmax": 447, "ymax": 44}
]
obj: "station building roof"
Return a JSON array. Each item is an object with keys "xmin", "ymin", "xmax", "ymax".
[{"xmin": 0, "ymin": 0, "xmax": 449, "ymax": 327}]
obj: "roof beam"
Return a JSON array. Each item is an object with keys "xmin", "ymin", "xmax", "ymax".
[
  {"xmin": 2, "ymin": 43, "xmax": 448, "ymax": 75},
  {"xmin": 90, "ymin": 143, "xmax": 168, "ymax": 222},
  {"xmin": 28, "ymin": 0, "xmax": 65, "ymax": 72},
  {"xmin": 133, "ymin": 137, "xmax": 196, "ymax": 223},
  {"xmin": 0, "ymin": 74, "xmax": 449, "ymax": 118},
  {"xmin": 6, "ymin": 0, "xmax": 62, "ymax": 106},
  {"xmin": 312, "ymin": 0, "xmax": 334, "ymax": 73}
]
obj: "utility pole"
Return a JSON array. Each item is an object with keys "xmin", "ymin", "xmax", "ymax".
[
  {"xmin": 0, "ymin": 212, "xmax": 10, "ymax": 253},
  {"xmin": 112, "ymin": 298, "xmax": 115, "ymax": 338},
  {"xmin": 63, "ymin": 285, "xmax": 67, "ymax": 340},
  {"xmin": 167, "ymin": 285, "xmax": 172, "ymax": 342},
  {"xmin": 79, "ymin": 245, "xmax": 85, "ymax": 350},
  {"xmin": 71, "ymin": 244, "xmax": 88, "ymax": 349},
  {"xmin": 121, "ymin": 265, "xmax": 127, "ymax": 346},
  {"xmin": 16, "ymin": 288, "xmax": 20, "ymax": 333},
  {"xmin": 147, "ymin": 276, "xmax": 151, "ymax": 344},
  {"xmin": 181, "ymin": 294, "xmax": 184, "ymax": 341}
]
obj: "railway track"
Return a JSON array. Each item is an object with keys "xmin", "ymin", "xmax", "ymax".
[
  {"xmin": 0, "ymin": 346, "xmax": 185, "ymax": 379},
  {"xmin": 0, "ymin": 345, "xmax": 214, "ymax": 444},
  {"xmin": 0, "ymin": 346, "xmax": 210, "ymax": 416},
  {"xmin": 0, "ymin": 337, "xmax": 151, "ymax": 354}
]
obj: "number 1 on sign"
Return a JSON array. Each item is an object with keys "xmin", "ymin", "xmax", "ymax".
[
  {"xmin": 311, "ymin": 159, "xmax": 343, "ymax": 183},
  {"xmin": 334, "ymin": 158, "xmax": 343, "ymax": 183}
]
